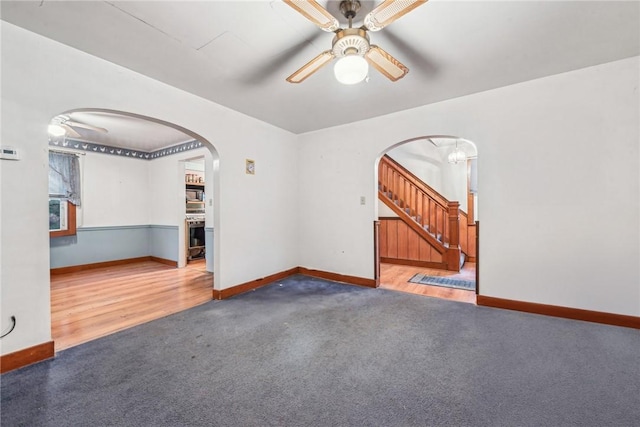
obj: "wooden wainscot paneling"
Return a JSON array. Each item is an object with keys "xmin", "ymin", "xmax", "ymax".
[
  {"xmin": 386, "ymin": 219, "xmax": 399, "ymax": 259},
  {"xmin": 477, "ymin": 296, "xmax": 640, "ymax": 330},
  {"xmin": 378, "ymin": 220, "xmax": 388, "ymax": 257},
  {"xmin": 1, "ymin": 341, "xmax": 55, "ymax": 373},
  {"xmin": 467, "ymin": 223, "xmax": 477, "ymax": 261},
  {"xmin": 378, "ymin": 217, "xmax": 446, "ymax": 269},
  {"xmin": 396, "ymin": 220, "xmax": 409, "ymax": 259},
  {"xmin": 406, "ymin": 222, "xmax": 420, "ymax": 261}
]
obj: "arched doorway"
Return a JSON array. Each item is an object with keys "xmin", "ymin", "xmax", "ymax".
[
  {"xmin": 374, "ymin": 136, "xmax": 478, "ymax": 303},
  {"xmin": 47, "ymin": 109, "xmax": 220, "ymax": 350}
]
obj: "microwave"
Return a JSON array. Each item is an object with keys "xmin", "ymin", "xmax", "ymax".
[{"xmin": 186, "ymin": 189, "xmax": 203, "ymax": 201}]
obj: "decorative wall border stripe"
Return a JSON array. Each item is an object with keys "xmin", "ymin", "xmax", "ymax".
[
  {"xmin": 147, "ymin": 140, "xmax": 205, "ymax": 160},
  {"xmin": 1, "ymin": 341, "xmax": 55, "ymax": 374},
  {"xmin": 477, "ymin": 295, "xmax": 640, "ymax": 330},
  {"xmin": 49, "ymin": 138, "xmax": 205, "ymax": 160}
]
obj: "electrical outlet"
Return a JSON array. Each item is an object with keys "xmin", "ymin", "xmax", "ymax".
[{"xmin": 360, "ymin": 196, "xmax": 366, "ymax": 205}]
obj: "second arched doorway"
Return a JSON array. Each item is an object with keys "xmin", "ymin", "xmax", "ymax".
[{"xmin": 374, "ymin": 136, "xmax": 478, "ymax": 303}]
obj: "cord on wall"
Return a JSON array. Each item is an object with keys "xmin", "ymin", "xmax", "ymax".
[{"xmin": 0, "ymin": 316, "xmax": 16, "ymax": 338}]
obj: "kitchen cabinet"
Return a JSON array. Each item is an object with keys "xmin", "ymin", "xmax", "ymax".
[{"xmin": 185, "ymin": 180, "xmax": 205, "ymax": 214}]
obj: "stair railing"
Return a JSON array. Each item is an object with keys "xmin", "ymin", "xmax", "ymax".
[{"xmin": 379, "ymin": 155, "xmax": 461, "ymax": 271}]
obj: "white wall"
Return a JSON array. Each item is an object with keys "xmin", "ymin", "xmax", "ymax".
[
  {"xmin": 387, "ymin": 141, "xmax": 443, "ymax": 192},
  {"xmin": 377, "ymin": 200, "xmax": 398, "ymax": 218},
  {"xmin": 438, "ymin": 154, "xmax": 468, "ymax": 213},
  {"xmin": 298, "ymin": 56, "xmax": 640, "ymax": 317},
  {"xmin": 148, "ymin": 148, "xmax": 212, "ymax": 226},
  {"xmin": 0, "ymin": 22, "xmax": 298, "ymax": 355},
  {"xmin": 79, "ymin": 153, "xmax": 149, "ymax": 226}
]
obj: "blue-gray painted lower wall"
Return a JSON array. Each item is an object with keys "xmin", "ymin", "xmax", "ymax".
[
  {"xmin": 50, "ymin": 225, "xmax": 179, "ymax": 268},
  {"xmin": 205, "ymin": 227, "xmax": 214, "ymax": 273},
  {"xmin": 149, "ymin": 225, "xmax": 179, "ymax": 262}
]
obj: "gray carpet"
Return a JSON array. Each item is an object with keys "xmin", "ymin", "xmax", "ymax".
[
  {"xmin": 409, "ymin": 273, "xmax": 476, "ymax": 290},
  {"xmin": 2, "ymin": 274, "xmax": 639, "ymax": 427}
]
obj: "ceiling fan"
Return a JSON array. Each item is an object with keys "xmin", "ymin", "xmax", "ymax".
[
  {"xmin": 283, "ymin": 0, "xmax": 427, "ymax": 84},
  {"xmin": 48, "ymin": 114, "xmax": 108, "ymax": 138}
]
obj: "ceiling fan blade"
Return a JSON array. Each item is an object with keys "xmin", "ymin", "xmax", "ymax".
[
  {"xmin": 283, "ymin": 0, "xmax": 340, "ymax": 32},
  {"xmin": 61, "ymin": 124, "xmax": 82, "ymax": 138},
  {"xmin": 286, "ymin": 50, "xmax": 335, "ymax": 83},
  {"xmin": 66, "ymin": 120, "xmax": 108, "ymax": 133},
  {"xmin": 378, "ymin": 28, "xmax": 439, "ymax": 76},
  {"xmin": 365, "ymin": 45, "xmax": 409, "ymax": 82},
  {"xmin": 364, "ymin": 0, "xmax": 428, "ymax": 32},
  {"xmin": 241, "ymin": 32, "xmax": 323, "ymax": 85}
]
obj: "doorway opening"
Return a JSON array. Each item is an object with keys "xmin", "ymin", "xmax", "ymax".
[
  {"xmin": 183, "ymin": 156, "xmax": 208, "ymax": 267},
  {"xmin": 47, "ymin": 109, "xmax": 219, "ymax": 350},
  {"xmin": 375, "ymin": 136, "xmax": 478, "ymax": 303}
]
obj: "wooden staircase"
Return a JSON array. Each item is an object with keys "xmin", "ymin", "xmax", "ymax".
[{"xmin": 378, "ymin": 155, "xmax": 476, "ymax": 272}]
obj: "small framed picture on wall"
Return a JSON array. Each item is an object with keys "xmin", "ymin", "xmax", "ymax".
[{"xmin": 246, "ymin": 159, "xmax": 255, "ymax": 175}]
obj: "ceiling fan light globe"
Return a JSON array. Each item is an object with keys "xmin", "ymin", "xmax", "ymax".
[
  {"xmin": 48, "ymin": 124, "xmax": 66, "ymax": 137},
  {"xmin": 334, "ymin": 55, "xmax": 368, "ymax": 85}
]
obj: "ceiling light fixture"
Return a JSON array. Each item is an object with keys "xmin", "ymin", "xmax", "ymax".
[
  {"xmin": 48, "ymin": 124, "xmax": 66, "ymax": 137},
  {"xmin": 331, "ymin": 3, "xmax": 370, "ymax": 85},
  {"xmin": 334, "ymin": 52, "xmax": 369, "ymax": 85},
  {"xmin": 448, "ymin": 140, "xmax": 467, "ymax": 164},
  {"xmin": 284, "ymin": 0, "xmax": 419, "ymax": 84}
]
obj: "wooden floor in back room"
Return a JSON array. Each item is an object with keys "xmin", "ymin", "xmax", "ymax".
[
  {"xmin": 50, "ymin": 260, "xmax": 213, "ymax": 351},
  {"xmin": 379, "ymin": 262, "xmax": 477, "ymax": 304}
]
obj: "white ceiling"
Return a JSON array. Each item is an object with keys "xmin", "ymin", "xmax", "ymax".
[
  {"xmin": 61, "ymin": 111, "xmax": 193, "ymax": 151},
  {"xmin": 2, "ymin": 0, "xmax": 639, "ymax": 143}
]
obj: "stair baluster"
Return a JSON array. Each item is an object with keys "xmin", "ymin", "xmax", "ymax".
[{"xmin": 378, "ymin": 155, "xmax": 464, "ymax": 272}]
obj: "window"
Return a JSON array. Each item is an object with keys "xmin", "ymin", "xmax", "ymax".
[
  {"xmin": 49, "ymin": 151, "xmax": 81, "ymax": 237},
  {"xmin": 49, "ymin": 198, "xmax": 76, "ymax": 237}
]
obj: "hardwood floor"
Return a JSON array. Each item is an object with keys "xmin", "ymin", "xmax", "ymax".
[
  {"xmin": 379, "ymin": 262, "xmax": 477, "ymax": 304},
  {"xmin": 51, "ymin": 260, "xmax": 213, "ymax": 351}
]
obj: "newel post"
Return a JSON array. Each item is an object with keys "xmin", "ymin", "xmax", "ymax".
[{"xmin": 446, "ymin": 201, "xmax": 461, "ymax": 271}]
